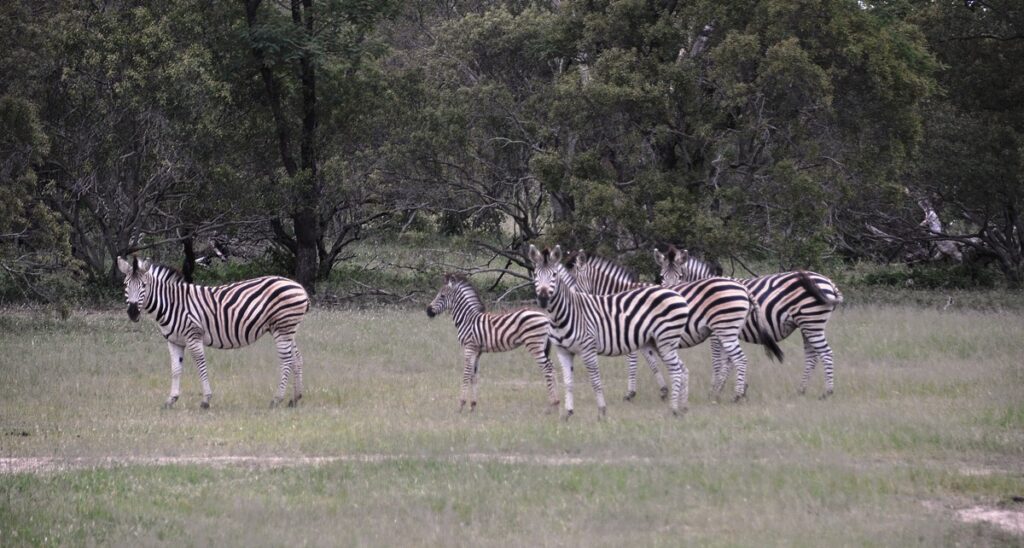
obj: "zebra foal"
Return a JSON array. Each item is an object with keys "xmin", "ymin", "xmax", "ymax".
[
  {"xmin": 528, "ymin": 245, "xmax": 691, "ymax": 419},
  {"xmin": 658, "ymin": 246, "xmax": 843, "ymax": 398},
  {"xmin": 118, "ymin": 256, "xmax": 310, "ymax": 409},
  {"xmin": 426, "ymin": 273, "xmax": 559, "ymax": 412}
]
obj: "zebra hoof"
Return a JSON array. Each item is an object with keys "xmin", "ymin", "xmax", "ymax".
[
  {"xmin": 200, "ymin": 401, "xmax": 210, "ymax": 409},
  {"xmin": 597, "ymin": 407, "xmax": 607, "ymax": 421},
  {"xmin": 819, "ymin": 390, "xmax": 833, "ymax": 400},
  {"xmin": 660, "ymin": 386, "xmax": 669, "ymax": 401},
  {"xmin": 470, "ymin": 401, "xmax": 477, "ymax": 412},
  {"xmin": 798, "ymin": 387, "xmax": 807, "ymax": 396},
  {"xmin": 623, "ymin": 391, "xmax": 636, "ymax": 402},
  {"xmin": 672, "ymin": 407, "xmax": 688, "ymax": 417},
  {"xmin": 562, "ymin": 410, "xmax": 574, "ymax": 422},
  {"xmin": 458, "ymin": 400, "xmax": 466, "ymax": 413},
  {"xmin": 162, "ymin": 396, "xmax": 178, "ymax": 409},
  {"xmin": 270, "ymin": 399, "xmax": 281, "ymax": 409},
  {"xmin": 545, "ymin": 402, "xmax": 559, "ymax": 415},
  {"xmin": 286, "ymin": 398, "xmax": 299, "ymax": 408}
]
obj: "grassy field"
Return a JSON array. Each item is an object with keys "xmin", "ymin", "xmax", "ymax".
[{"xmin": 1, "ymin": 303, "xmax": 1023, "ymax": 546}]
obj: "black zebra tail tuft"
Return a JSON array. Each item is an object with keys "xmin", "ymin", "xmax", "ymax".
[{"xmin": 751, "ymin": 299, "xmax": 785, "ymax": 363}]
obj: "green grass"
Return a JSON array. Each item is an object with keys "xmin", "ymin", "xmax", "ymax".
[{"xmin": 1, "ymin": 304, "xmax": 1023, "ymax": 546}]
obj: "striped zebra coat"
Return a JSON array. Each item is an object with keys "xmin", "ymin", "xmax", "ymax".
[
  {"xmin": 528, "ymin": 245, "xmax": 691, "ymax": 418},
  {"xmin": 658, "ymin": 246, "xmax": 844, "ymax": 398},
  {"xmin": 117, "ymin": 256, "xmax": 310, "ymax": 408},
  {"xmin": 426, "ymin": 273, "xmax": 559, "ymax": 412},
  {"xmin": 567, "ymin": 251, "xmax": 783, "ymax": 402}
]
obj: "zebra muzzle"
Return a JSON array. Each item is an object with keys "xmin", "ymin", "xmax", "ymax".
[
  {"xmin": 127, "ymin": 303, "xmax": 140, "ymax": 322},
  {"xmin": 425, "ymin": 306, "xmax": 436, "ymax": 318}
]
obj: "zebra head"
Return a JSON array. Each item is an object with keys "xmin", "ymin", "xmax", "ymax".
[
  {"xmin": 564, "ymin": 250, "xmax": 594, "ymax": 293},
  {"xmin": 653, "ymin": 246, "xmax": 689, "ymax": 286},
  {"xmin": 426, "ymin": 274, "xmax": 456, "ymax": 317},
  {"xmin": 117, "ymin": 256, "xmax": 152, "ymax": 322},
  {"xmin": 527, "ymin": 244, "xmax": 563, "ymax": 308}
]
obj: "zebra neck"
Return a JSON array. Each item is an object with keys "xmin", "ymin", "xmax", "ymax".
[
  {"xmin": 142, "ymin": 274, "xmax": 192, "ymax": 318},
  {"xmin": 450, "ymin": 300, "xmax": 483, "ymax": 327}
]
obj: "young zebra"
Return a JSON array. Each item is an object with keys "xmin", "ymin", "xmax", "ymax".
[
  {"xmin": 566, "ymin": 251, "xmax": 783, "ymax": 402},
  {"xmin": 426, "ymin": 273, "xmax": 559, "ymax": 413},
  {"xmin": 117, "ymin": 256, "xmax": 310, "ymax": 409},
  {"xmin": 528, "ymin": 245, "xmax": 691, "ymax": 418},
  {"xmin": 657, "ymin": 246, "xmax": 844, "ymax": 398}
]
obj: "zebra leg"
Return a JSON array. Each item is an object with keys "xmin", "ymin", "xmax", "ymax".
[
  {"xmin": 644, "ymin": 348, "xmax": 669, "ymax": 401},
  {"xmin": 458, "ymin": 347, "xmax": 479, "ymax": 412},
  {"xmin": 655, "ymin": 344, "xmax": 688, "ymax": 416},
  {"xmin": 271, "ymin": 334, "xmax": 295, "ymax": 408},
  {"xmin": 527, "ymin": 341, "xmax": 560, "ymax": 413},
  {"xmin": 624, "ymin": 352, "xmax": 638, "ymax": 401},
  {"xmin": 802, "ymin": 329, "xmax": 835, "ymax": 399},
  {"xmin": 470, "ymin": 353, "xmax": 481, "ymax": 411},
  {"xmin": 186, "ymin": 338, "xmax": 213, "ymax": 409},
  {"xmin": 554, "ymin": 346, "xmax": 576, "ymax": 420},
  {"xmin": 709, "ymin": 336, "xmax": 727, "ymax": 400},
  {"xmin": 288, "ymin": 345, "xmax": 303, "ymax": 407},
  {"xmin": 719, "ymin": 334, "xmax": 750, "ymax": 402},
  {"xmin": 580, "ymin": 347, "xmax": 607, "ymax": 420},
  {"xmin": 163, "ymin": 342, "xmax": 185, "ymax": 409},
  {"xmin": 799, "ymin": 333, "xmax": 819, "ymax": 396}
]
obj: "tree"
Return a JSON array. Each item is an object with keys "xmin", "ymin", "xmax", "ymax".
[{"xmin": 240, "ymin": 0, "xmax": 400, "ymax": 291}]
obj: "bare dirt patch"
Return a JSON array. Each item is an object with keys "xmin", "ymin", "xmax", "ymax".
[
  {"xmin": 957, "ymin": 505, "xmax": 1024, "ymax": 535},
  {"xmin": 0, "ymin": 453, "xmax": 657, "ymax": 475}
]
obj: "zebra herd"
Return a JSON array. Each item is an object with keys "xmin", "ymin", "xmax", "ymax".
[{"xmin": 117, "ymin": 244, "xmax": 842, "ymax": 419}]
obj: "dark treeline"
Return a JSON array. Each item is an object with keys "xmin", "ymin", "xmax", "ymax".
[{"xmin": 1, "ymin": 0, "xmax": 1021, "ymax": 300}]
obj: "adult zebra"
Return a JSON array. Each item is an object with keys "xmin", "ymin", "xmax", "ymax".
[
  {"xmin": 117, "ymin": 256, "xmax": 310, "ymax": 409},
  {"xmin": 528, "ymin": 245, "xmax": 691, "ymax": 418},
  {"xmin": 426, "ymin": 273, "xmax": 559, "ymax": 413},
  {"xmin": 657, "ymin": 246, "xmax": 844, "ymax": 398},
  {"xmin": 566, "ymin": 251, "xmax": 783, "ymax": 402}
]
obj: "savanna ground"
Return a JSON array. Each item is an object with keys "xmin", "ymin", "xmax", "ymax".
[{"xmin": 1, "ymin": 301, "xmax": 1023, "ymax": 546}]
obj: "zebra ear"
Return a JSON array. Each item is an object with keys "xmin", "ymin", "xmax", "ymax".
[
  {"xmin": 551, "ymin": 245, "xmax": 562, "ymax": 263},
  {"xmin": 675, "ymin": 249, "xmax": 689, "ymax": 264},
  {"xmin": 653, "ymin": 248, "xmax": 667, "ymax": 267},
  {"xmin": 137, "ymin": 258, "xmax": 151, "ymax": 273},
  {"xmin": 117, "ymin": 256, "xmax": 132, "ymax": 276},
  {"xmin": 527, "ymin": 244, "xmax": 543, "ymax": 266},
  {"xmin": 575, "ymin": 249, "xmax": 586, "ymax": 265}
]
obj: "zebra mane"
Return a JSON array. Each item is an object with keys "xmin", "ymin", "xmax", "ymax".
[
  {"xmin": 445, "ymin": 273, "xmax": 486, "ymax": 313},
  {"xmin": 147, "ymin": 262, "xmax": 187, "ymax": 283},
  {"xmin": 572, "ymin": 252, "xmax": 638, "ymax": 283}
]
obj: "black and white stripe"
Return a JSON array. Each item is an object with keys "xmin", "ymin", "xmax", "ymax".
[
  {"xmin": 529, "ymin": 245, "xmax": 691, "ymax": 418},
  {"xmin": 426, "ymin": 273, "xmax": 559, "ymax": 412},
  {"xmin": 658, "ymin": 247, "xmax": 843, "ymax": 398},
  {"xmin": 118, "ymin": 256, "xmax": 310, "ymax": 408},
  {"xmin": 567, "ymin": 251, "xmax": 783, "ymax": 402}
]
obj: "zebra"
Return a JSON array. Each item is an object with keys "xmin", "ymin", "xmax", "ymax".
[
  {"xmin": 528, "ymin": 244, "xmax": 691, "ymax": 418},
  {"xmin": 566, "ymin": 251, "xmax": 783, "ymax": 402},
  {"xmin": 117, "ymin": 256, "xmax": 310, "ymax": 409},
  {"xmin": 657, "ymin": 246, "xmax": 844, "ymax": 398},
  {"xmin": 426, "ymin": 273, "xmax": 560, "ymax": 413}
]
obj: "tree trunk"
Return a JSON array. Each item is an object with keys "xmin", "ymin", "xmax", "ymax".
[
  {"xmin": 181, "ymin": 235, "xmax": 195, "ymax": 283},
  {"xmin": 293, "ymin": 208, "xmax": 319, "ymax": 292}
]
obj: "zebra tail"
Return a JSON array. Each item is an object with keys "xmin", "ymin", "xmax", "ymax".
[
  {"xmin": 750, "ymin": 298, "xmax": 784, "ymax": 363},
  {"xmin": 544, "ymin": 337, "xmax": 551, "ymax": 360},
  {"xmin": 797, "ymin": 271, "xmax": 843, "ymax": 306}
]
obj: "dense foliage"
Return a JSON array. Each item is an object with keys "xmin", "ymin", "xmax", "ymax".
[{"xmin": 1, "ymin": 0, "xmax": 1021, "ymax": 298}]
